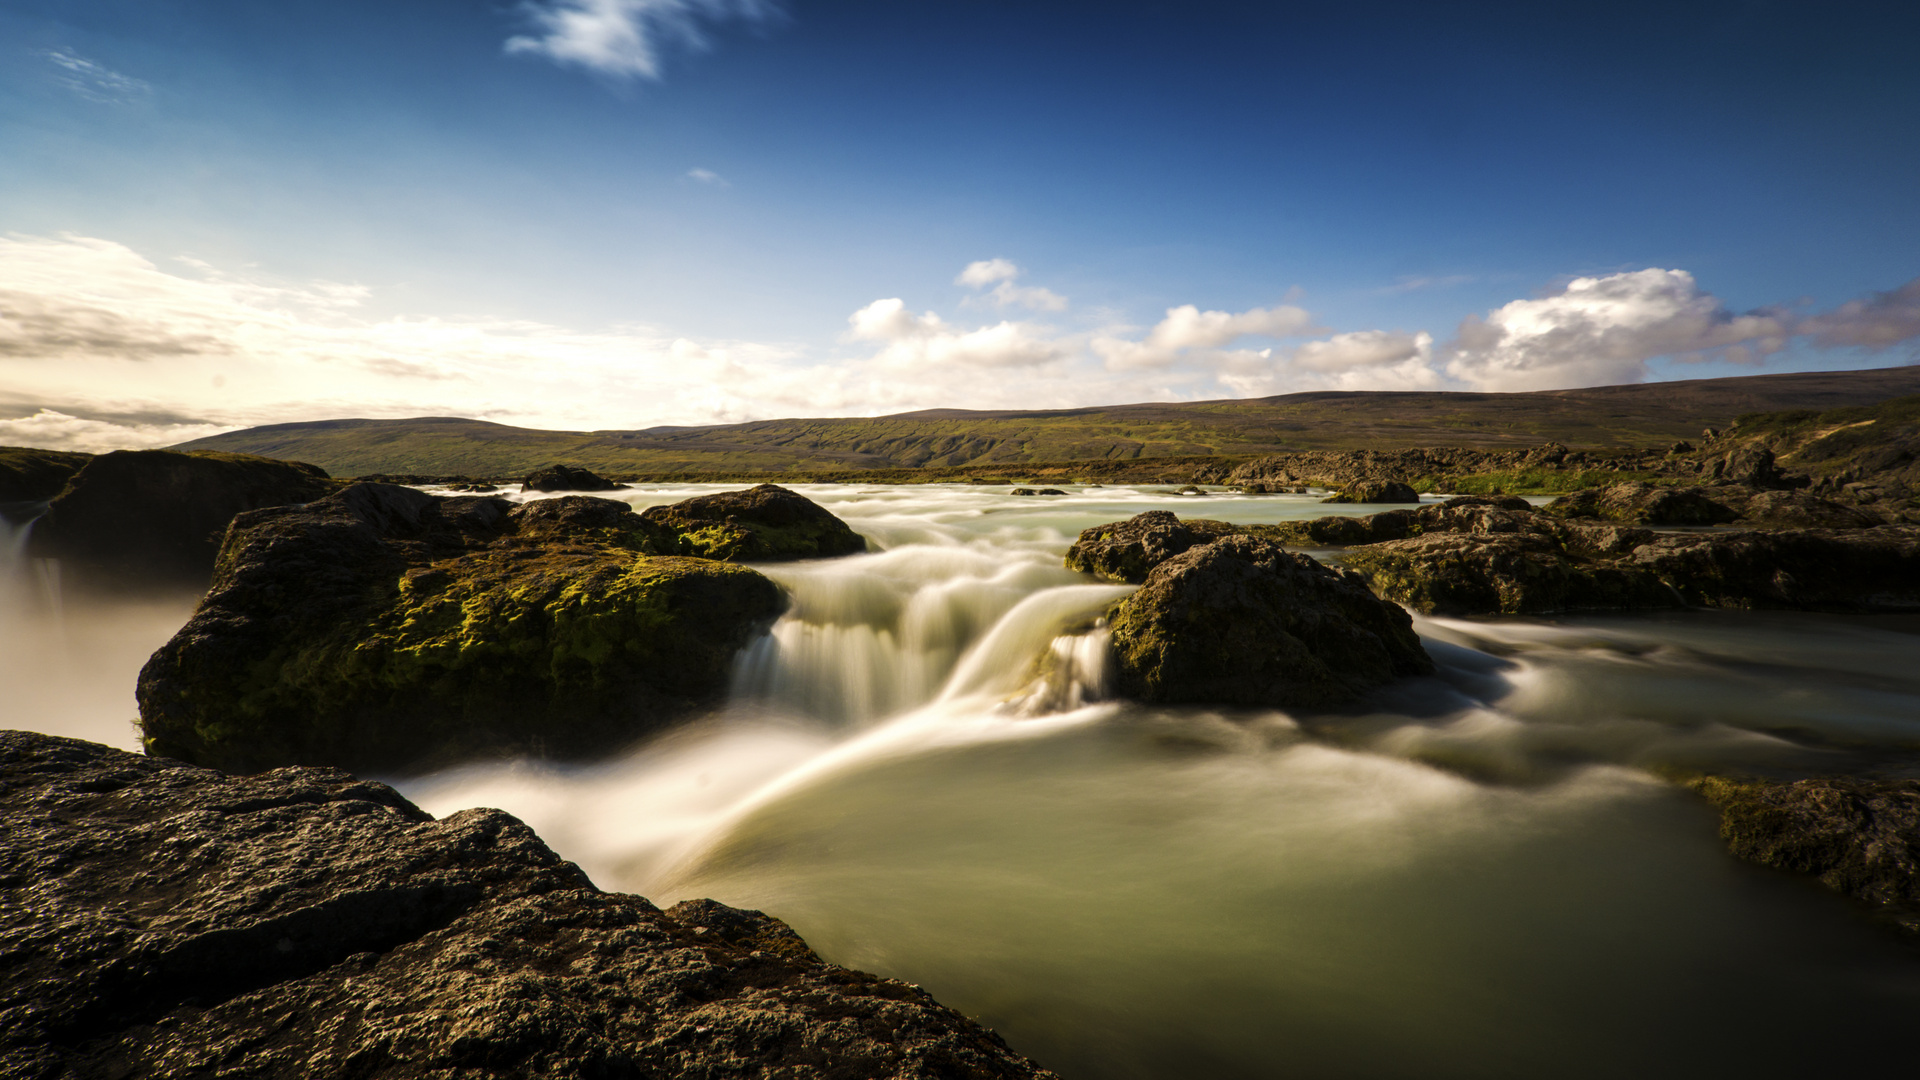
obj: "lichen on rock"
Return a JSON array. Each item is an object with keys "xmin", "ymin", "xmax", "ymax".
[
  {"xmin": 640, "ymin": 483, "xmax": 868, "ymax": 562},
  {"xmin": 137, "ymin": 484, "xmax": 788, "ymax": 774}
]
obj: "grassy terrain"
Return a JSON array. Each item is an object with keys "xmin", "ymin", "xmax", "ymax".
[
  {"xmin": 0, "ymin": 446, "xmax": 94, "ymax": 502},
  {"xmin": 171, "ymin": 367, "xmax": 1920, "ymax": 478}
]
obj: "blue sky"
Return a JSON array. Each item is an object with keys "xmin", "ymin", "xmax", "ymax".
[{"xmin": 2, "ymin": 0, "xmax": 1917, "ymax": 449}]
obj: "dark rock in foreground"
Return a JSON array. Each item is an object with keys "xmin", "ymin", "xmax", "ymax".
[
  {"xmin": 1547, "ymin": 481, "xmax": 1881, "ymax": 529},
  {"xmin": 0, "ymin": 730, "xmax": 1056, "ymax": 1080},
  {"xmin": 1693, "ymin": 774, "xmax": 1920, "ymax": 938},
  {"xmin": 138, "ymin": 484, "xmax": 786, "ymax": 775},
  {"xmin": 25, "ymin": 449, "xmax": 334, "ymax": 592},
  {"xmin": 1321, "ymin": 479, "xmax": 1419, "ymax": 504},
  {"xmin": 1107, "ymin": 535, "xmax": 1434, "ymax": 709},
  {"xmin": 640, "ymin": 483, "xmax": 868, "ymax": 561},
  {"xmin": 521, "ymin": 463, "xmax": 623, "ymax": 492}
]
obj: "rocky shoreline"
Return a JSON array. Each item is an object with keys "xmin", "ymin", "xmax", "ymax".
[{"xmin": 0, "ymin": 730, "xmax": 1056, "ymax": 1079}]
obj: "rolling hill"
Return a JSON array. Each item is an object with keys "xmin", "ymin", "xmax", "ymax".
[{"xmin": 173, "ymin": 366, "xmax": 1920, "ymax": 478}]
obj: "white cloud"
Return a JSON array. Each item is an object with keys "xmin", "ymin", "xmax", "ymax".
[
  {"xmin": 1093, "ymin": 302, "xmax": 1320, "ymax": 370},
  {"xmin": 506, "ymin": 0, "xmax": 782, "ymax": 80},
  {"xmin": 0, "ymin": 409, "xmax": 230, "ymax": 453},
  {"xmin": 686, "ymin": 167, "xmax": 730, "ymax": 187},
  {"xmin": 846, "ymin": 299, "xmax": 1064, "ymax": 368},
  {"xmin": 46, "ymin": 50, "xmax": 151, "ymax": 106},
  {"xmin": 1443, "ymin": 269, "xmax": 1796, "ymax": 391},
  {"xmin": 1798, "ymin": 277, "xmax": 1920, "ymax": 350},
  {"xmin": 955, "ymin": 258, "xmax": 1068, "ymax": 311},
  {"xmin": 1290, "ymin": 330, "xmax": 1432, "ymax": 373}
]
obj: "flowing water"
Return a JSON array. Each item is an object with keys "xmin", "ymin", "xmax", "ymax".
[{"xmin": 7, "ymin": 483, "xmax": 1920, "ymax": 1077}]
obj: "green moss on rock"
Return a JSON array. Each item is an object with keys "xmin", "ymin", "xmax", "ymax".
[{"xmin": 640, "ymin": 483, "xmax": 867, "ymax": 561}]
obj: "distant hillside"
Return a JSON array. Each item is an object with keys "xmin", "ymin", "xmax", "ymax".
[{"xmin": 173, "ymin": 366, "xmax": 1920, "ymax": 478}]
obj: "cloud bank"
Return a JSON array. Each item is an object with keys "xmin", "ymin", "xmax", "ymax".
[
  {"xmin": 506, "ymin": 0, "xmax": 782, "ymax": 80},
  {"xmin": 2, "ymin": 234, "xmax": 1915, "ymax": 452}
]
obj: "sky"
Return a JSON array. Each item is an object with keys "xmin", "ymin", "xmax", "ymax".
[{"xmin": 2, "ymin": 0, "xmax": 1918, "ymax": 451}]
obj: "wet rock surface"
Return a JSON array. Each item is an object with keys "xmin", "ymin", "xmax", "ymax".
[
  {"xmin": 640, "ymin": 483, "xmax": 869, "ymax": 562},
  {"xmin": 137, "ymin": 484, "xmax": 787, "ymax": 775},
  {"xmin": 520, "ymin": 463, "xmax": 624, "ymax": 492},
  {"xmin": 1693, "ymin": 774, "xmax": 1920, "ymax": 938},
  {"xmin": 1321, "ymin": 479, "xmax": 1419, "ymax": 504},
  {"xmin": 1064, "ymin": 510, "xmax": 1242, "ymax": 583},
  {"xmin": 24, "ymin": 450, "xmax": 334, "ymax": 592},
  {"xmin": 1107, "ymin": 534, "xmax": 1434, "ymax": 709},
  {"xmin": 0, "ymin": 730, "xmax": 1056, "ymax": 1080}
]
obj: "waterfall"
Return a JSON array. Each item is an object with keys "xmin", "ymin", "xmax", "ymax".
[{"xmin": 730, "ymin": 541, "xmax": 1133, "ymax": 725}]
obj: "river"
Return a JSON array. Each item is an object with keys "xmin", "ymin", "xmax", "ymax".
[{"xmin": 6, "ymin": 483, "xmax": 1920, "ymax": 1077}]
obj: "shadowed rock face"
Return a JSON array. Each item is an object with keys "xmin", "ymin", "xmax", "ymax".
[
  {"xmin": 1692, "ymin": 775, "xmax": 1920, "ymax": 938},
  {"xmin": 1547, "ymin": 481, "xmax": 1881, "ymax": 529},
  {"xmin": 25, "ymin": 449, "xmax": 334, "ymax": 592},
  {"xmin": 137, "ymin": 484, "xmax": 787, "ymax": 775},
  {"xmin": 639, "ymin": 483, "xmax": 868, "ymax": 562},
  {"xmin": 0, "ymin": 730, "xmax": 1057, "ymax": 1080},
  {"xmin": 1107, "ymin": 535, "xmax": 1433, "ymax": 709},
  {"xmin": 521, "ymin": 463, "xmax": 623, "ymax": 492},
  {"xmin": 1321, "ymin": 480, "xmax": 1419, "ymax": 505}
]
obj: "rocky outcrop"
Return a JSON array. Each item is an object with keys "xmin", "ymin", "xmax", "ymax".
[
  {"xmin": 640, "ymin": 483, "xmax": 869, "ymax": 561},
  {"xmin": 1321, "ymin": 479, "xmax": 1419, "ymax": 504},
  {"xmin": 1547, "ymin": 481, "xmax": 1880, "ymax": 529},
  {"xmin": 1010, "ymin": 487, "xmax": 1068, "ymax": 496},
  {"xmin": 0, "ymin": 730, "xmax": 1056, "ymax": 1080},
  {"xmin": 1106, "ymin": 535, "xmax": 1433, "ymax": 709},
  {"xmin": 25, "ymin": 450, "xmax": 334, "ymax": 592},
  {"xmin": 1627, "ymin": 527, "xmax": 1920, "ymax": 610},
  {"xmin": 1692, "ymin": 774, "xmax": 1920, "ymax": 938},
  {"xmin": 1064, "ymin": 510, "xmax": 1242, "ymax": 583},
  {"xmin": 522, "ymin": 464, "xmax": 623, "ymax": 492},
  {"xmin": 1226, "ymin": 444, "xmax": 1675, "ymax": 491},
  {"xmin": 0, "ymin": 446, "xmax": 91, "ymax": 507},
  {"xmin": 137, "ymin": 484, "xmax": 787, "ymax": 775},
  {"xmin": 1341, "ymin": 530, "xmax": 1680, "ymax": 616}
]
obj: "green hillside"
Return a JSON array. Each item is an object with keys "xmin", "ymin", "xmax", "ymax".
[{"xmin": 173, "ymin": 366, "xmax": 1920, "ymax": 478}]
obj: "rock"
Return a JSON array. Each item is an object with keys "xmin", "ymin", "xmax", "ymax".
[
  {"xmin": 1035, "ymin": 488, "xmax": 1069, "ymax": 496},
  {"xmin": 1692, "ymin": 774, "xmax": 1920, "ymax": 938},
  {"xmin": 521, "ymin": 464, "xmax": 623, "ymax": 492},
  {"xmin": 1065, "ymin": 510, "xmax": 1241, "ymax": 583},
  {"xmin": 1321, "ymin": 480, "xmax": 1419, "ymax": 504},
  {"xmin": 25, "ymin": 450, "xmax": 334, "ymax": 592},
  {"xmin": 1176, "ymin": 485, "xmax": 1207, "ymax": 496},
  {"xmin": 444, "ymin": 481, "xmax": 500, "ymax": 493},
  {"xmin": 0, "ymin": 730, "xmax": 1057, "ymax": 1080},
  {"xmin": 639, "ymin": 483, "xmax": 868, "ymax": 561},
  {"xmin": 1341, "ymin": 531, "xmax": 1679, "ymax": 616},
  {"xmin": 1106, "ymin": 535, "xmax": 1433, "ymax": 709},
  {"xmin": 1545, "ymin": 482, "xmax": 1741, "ymax": 526},
  {"xmin": 0, "ymin": 446, "xmax": 90, "ymax": 506},
  {"xmin": 1628, "ymin": 526, "xmax": 1920, "ymax": 610},
  {"xmin": 136, "ymin": 484, "xmax": 787, "ymax": 774},
  {"xmin": 1669, "ymin": 440, "xmax": 1696, "ymax": 454},
  {"xmin": 1706, "ymin": 447, "xmax": 1798, "ymax": 489},
  {"xmin": 1011, "ymin": 487, "xmax": 1038, "ymax": 496}
]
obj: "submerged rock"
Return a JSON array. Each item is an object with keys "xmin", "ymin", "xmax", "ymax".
[
  {"xmin": 25, "ymin": 449, "xmax": 334, "ymax": 592},
  {"xmin": 137, "ymin": 484, "xmax": 787, "ymax": 774},
  {"xmin": 1692, "ymin": 774, "xmax": 1920, "ymax": 938},
  {"xmin": 640, "ymin": 483, "xmax": 868, "ymax": 561},
  {"xmin": 521, "ymin": 463, "xmax": 623, "ymax": 492},
  {"xmin": 1065, "ymin": 510, "xmax": 1242, "ymax": 583},
  {"xmin": 1107, "ymin": 535, "xmax": 1433, "ymax": 709},
  {"xmin": 1321, "ymin": 479, "xmax": 1420, "ymax": 504},
  {"xmin": 0, "ymin": 730, "xmax": 1057, "ymax": 1080}
]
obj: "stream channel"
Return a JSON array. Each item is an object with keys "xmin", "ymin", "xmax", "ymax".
[{"xmin": 6, "ymin": 482, "xmax": 1920, "ymax": 1077}]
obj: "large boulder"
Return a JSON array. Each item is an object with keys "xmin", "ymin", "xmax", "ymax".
[
  {"xmin": 1106, "ymin": 535, "xmax": 1433, "ymax": 709},
  {"xmin": 1546, "ymin": 482, "xmax": 1742, "ymax": 526},
  {"xmin": 0, "ymin": 730, "xmax": 1057, "ymax": 1079},
  {"xmin": 521, "ymin": 463, "xmax": 623, "ymax": 492},
  {"xmin": 1065, "ymin": 510, "xmax": 1241, "ymax": 583},
  {"xmin": 1692, "ymin": 774, "xmax": 1920, "ymax": 938},
  {"xmin": 640, "ymin": 483, "xmax": 868, "ymax": 561},
  {"xmin": 26, "ymin": 450, "xmax": 334, "ymax": 591},
  {"xmin": 1341, "ymin": 530, "xmax": 1679, "ymax": 616},
  {"xmin": 137, "ymin": 484, "xmax": 786, "ymax": 774},
  {"xmin": 1321, "ymin": 479, "xmax": 1420, "ymax": 505}
]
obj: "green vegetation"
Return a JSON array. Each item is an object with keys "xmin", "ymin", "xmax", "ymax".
[
  {"xmin": 169, "ymin": 368, "xmax": 1920, "ymax": 478},
  {"xmin": 0, "ymin": 446, "xmax": 92, "ymax": 502}
]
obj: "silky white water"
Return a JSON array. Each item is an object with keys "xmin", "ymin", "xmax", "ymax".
[{"xmin": 7, "ymin": 482, "xmax": 1920, "ymax": 1077}]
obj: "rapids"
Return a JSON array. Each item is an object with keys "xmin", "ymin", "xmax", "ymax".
[{"xmin": 6, "ymin": 482, "xmax": 1920, "ymax": 1077}]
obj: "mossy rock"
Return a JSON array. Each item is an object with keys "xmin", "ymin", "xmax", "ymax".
[
  {"xmin": 1064, "ymin": 510, "xmax": 1242, "ymax": 583},
  {"xmin": 137, "ymin": 484, "xmax": 786, "ymax": 774},
  {"xmin": 1107, "ymin": 535, "xmax": 1433, "ymax": 709},
  {"xmin": 1341, "ymin": 532, "xmax": 1680, "ymax": 616},
  {"xmin": 640, "ymin": 483, "xmax": 867, "ymax": 562},
  {"xmin": 1322, "ymin": 480, "xmax": 1419, "ymax": 504},
  {"xmin": 522, "ymin": 463, "xmax": 623, "ymax": 492}
]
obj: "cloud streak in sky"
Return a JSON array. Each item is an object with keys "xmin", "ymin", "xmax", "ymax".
[
  {"xmin": 3, "ymin": 235, "xmax": 1917, "ymax": 452},
  {"xmin": 45, "ymin": 50, "xmax": 151, "ymax": 106},
  {"xmin": 506, "ymin": 0, "xmax": 783, "ymax": 80}
]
